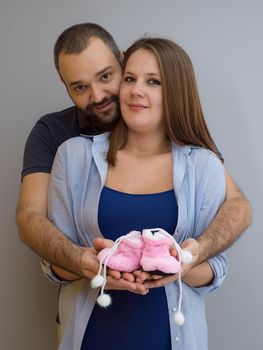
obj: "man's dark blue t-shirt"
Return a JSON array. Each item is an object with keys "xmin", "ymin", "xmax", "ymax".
[{"xmin": 22, "ymin": 106, "xmax": 90, "ymax": 178}]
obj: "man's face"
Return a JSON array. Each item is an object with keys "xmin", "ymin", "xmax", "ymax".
[{"xmin": 58, "ymin": 38, "xmax": 123, "ymax": 126}]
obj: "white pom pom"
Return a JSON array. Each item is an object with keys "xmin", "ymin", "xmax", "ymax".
[
  {"xmin": 174, "ymin": 311, "xmax": 185, "ymax": 325},
  {"xmin": 91, "ymin": 275, "xmax": 104, "ymax": 288},
  {"xmin": 97, "ymin": 293, "xmax": 112, "ymax": 308},
  {"xmin": 181, "ymin": 250, "xmax": 193, "ymax": 264}
]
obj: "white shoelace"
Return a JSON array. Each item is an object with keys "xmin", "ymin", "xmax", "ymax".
[
  {"xmin": 91, "ymin": 235, "xmax": 129, "ymax": 307},
  {"xmin": 154, "ymin": 228, "xmax": 193, "ymax": 325},
  {"xmin": 91, "ymin": 228, "xmax": 192, "ymax": 324}
]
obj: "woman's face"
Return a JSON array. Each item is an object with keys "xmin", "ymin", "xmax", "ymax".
[{"xmin": 119, "ymin": 49, "xmax": 164, "ymax": 133}]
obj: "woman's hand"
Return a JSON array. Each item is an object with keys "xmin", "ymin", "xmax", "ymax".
[
  {"xmin": 104, "ymin": 275, "xmax": 149, "ymax": 295},
  {"xmin": 136, "ymin": 238, "xmax": 200, "ymax": 289},
  {"xmin": 93, "ymin": 237, "xmax": 149, "ymax": 295}
]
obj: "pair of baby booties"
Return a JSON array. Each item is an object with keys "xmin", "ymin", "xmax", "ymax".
[{"xmin": 91, "ymin": 228, "xmax": 192, "ymax": 326}]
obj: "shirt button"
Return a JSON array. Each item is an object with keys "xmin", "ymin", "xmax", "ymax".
[
  {"xmin": 173, "ymin": 307, "xmax": 177, "ymax": 312},
  {"xmin": 175, "ymin": 336, "xmax": 180, "ymax": 342}
]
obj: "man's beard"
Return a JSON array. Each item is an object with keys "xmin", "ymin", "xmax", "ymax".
[{"xmin": 79, "ymin": 95, "xmax": 121, "ymax": 134}]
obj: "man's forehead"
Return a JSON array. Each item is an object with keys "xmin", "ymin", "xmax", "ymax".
[
  {"xmin": 59, "ymin": 38, "xmax": 117, "ymax": 65},
  {"xmin": 58, "ymin": 39, "xmax": 120, "ymax": 81}
]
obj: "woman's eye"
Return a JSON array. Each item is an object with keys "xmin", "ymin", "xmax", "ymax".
[
  {"xmin": 148, "ymin": 79, "xmax": 161, "ymax": 85},
  {"xmin": 123, "ymin": 76, "xmax": 134, "ymax": 83}
]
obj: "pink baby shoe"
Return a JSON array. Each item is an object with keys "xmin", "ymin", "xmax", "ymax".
[
  {"xmin": 140, "ymin": 228, "xmax": 181, "ymax": 275},
  {"xmin": 97, "ymin": 230, "xmax": 143, "ymax": 272},
  {"xmin": 140, "ymin": 228, "xmax": 193, "ymax": 326},
  {"xmin": 91, "ymin": 231, "xmax": 143, "ymax": 308}
]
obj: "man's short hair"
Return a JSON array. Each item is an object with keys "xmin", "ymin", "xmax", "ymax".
[{"xmin": 54, "ymin": 23, "xmax": 121, "ymax": 71}]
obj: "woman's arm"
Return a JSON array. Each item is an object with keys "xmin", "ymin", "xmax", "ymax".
[
  {"xmin": 51, "ymin": 265, "xmax": 81, "ymax": 281},
  {"xmin": 181, "ymin": 261, "xmax": 214, "ymax": 287}
]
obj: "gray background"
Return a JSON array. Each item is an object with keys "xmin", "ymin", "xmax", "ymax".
[{"xmin": 1, "ymin": 0, "xmax": 262, "ymax": 349}]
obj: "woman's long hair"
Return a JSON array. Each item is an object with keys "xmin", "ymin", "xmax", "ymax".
[{"xmin": 107, "ymin": 38, "xmax": 218, "ymax": 165}]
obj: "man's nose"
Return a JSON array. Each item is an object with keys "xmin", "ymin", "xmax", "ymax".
[{"xmin": 90, "ymin": 85, "xmax": 104, "ymax": 103}]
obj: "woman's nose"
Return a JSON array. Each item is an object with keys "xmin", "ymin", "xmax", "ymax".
[{"xmin": 130, "ymin": 82, "xmax": 145, "ymax": 97}]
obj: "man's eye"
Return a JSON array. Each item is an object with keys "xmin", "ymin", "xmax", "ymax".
[
  {"xmin": 101, "ymin": 73, "xmax": 112, "ymax": 81},
  {"xmin": 75, "ymin": 85, "xmax": 87, "ymax": 92},
  {"xmin": 148, "ymin": 79, "xmax": 161, "ymax": 85}
]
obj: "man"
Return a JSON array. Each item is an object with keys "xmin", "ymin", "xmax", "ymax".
[{"xmin": 16, "ymin": 23, "xmax": 251, "ymax": 292}]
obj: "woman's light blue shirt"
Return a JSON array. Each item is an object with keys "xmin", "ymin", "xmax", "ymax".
[{"xmin": 42, "ymin": 133, "xmax": 227, "ymax": 350}]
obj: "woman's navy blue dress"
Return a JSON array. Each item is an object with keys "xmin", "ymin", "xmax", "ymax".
[{"xmin": 81, "ymin": 187, "xmax": 178, "ymax": 350}]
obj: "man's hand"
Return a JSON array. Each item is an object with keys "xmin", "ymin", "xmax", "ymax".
[
  {"xmin": 91, "ymin": 237, "xmax": 121, "ymax": 280},
  {"xmin": 52, "ymin": 242, "xmax": 148, "ymax": 294},
  {"xmin": 181, "ymin": 238, "xmax": 200, "ymax": 265}
]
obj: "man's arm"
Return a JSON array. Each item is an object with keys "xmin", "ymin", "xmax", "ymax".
[
  {"xmin": 196, "ymin": 171, "xmax": 252, "ymax": 264},
  {"xmin": 16, "ymin": 173, "xmax": 91, "ymax": 277},
  {"xmin": 16, "ymin": 173, "xmax": 147, "ymax": 293}
]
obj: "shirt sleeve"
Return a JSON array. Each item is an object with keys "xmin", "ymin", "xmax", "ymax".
[
  {"xmin": 40, "ymin": 141, "xmax": 79, "ymax": 285},
  {"xmin": 191, "ymin": 151, "xmax": 228, "ymax": 294},
  {"xmin": 21, "ymin": 119, "xmax": 56, "ymax": 179}
]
